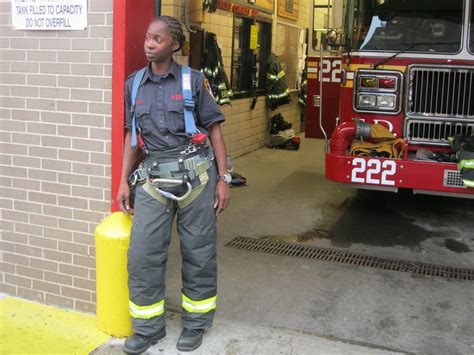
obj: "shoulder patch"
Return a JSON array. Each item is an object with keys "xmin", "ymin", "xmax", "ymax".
[{"xmin": 204, "ymin": 79, "xmax": 215, "ymax": 100}]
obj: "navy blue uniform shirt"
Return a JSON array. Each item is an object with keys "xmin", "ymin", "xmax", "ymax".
[{"xmin": 125, "ymin": 60, "xmax": 225, "ymax": 151}]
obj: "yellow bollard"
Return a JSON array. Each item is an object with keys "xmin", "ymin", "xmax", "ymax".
[{"xmin": 95, "ymin": 211, "xmax": 133, "ymax": 337}]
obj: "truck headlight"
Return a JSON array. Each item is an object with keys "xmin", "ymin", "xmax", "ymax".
[
  {"xmin": 357, "ymin": 94, "xmax": 377, "ymax": 108},
  {"xmin": 376, "ymin": 94, "xmax": 396, "ymax": 110}
]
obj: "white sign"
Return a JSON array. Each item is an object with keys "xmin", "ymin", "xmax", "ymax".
[
  {"xmin": 11, "ymin": 0, "xmax": 87, "ymax": 30},
  {"xmin": 351, "ymin": 158, "xmax": 397, "ymax": 186}
]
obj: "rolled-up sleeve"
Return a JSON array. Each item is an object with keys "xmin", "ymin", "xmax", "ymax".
[{"xmin": 194, "ymin": 72, "xmax": 225, "ymax": 128}]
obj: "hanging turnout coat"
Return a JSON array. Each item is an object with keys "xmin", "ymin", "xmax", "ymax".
[
  {"xmin": 266, "ymin": 52, "xmax": 291, "ymax": 110},
  {"xmin": 201, "ymin": 32, "xmax": 233, "ymax": 105}
]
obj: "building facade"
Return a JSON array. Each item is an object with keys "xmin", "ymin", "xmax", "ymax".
[{"xmin": 0, "ymin": 0, "xmax": 310, "ymax": 312}]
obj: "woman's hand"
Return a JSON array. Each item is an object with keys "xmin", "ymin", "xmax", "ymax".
[
  {"xmin": 117, "ymin": 181, "xmax": 134, "ymax": 215},
  {"xmin": 214, "ymin": 180, "xmax": 230, "ymax": 215}
]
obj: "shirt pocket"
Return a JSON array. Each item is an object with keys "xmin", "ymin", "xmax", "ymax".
[
  {"xmin": 166, "ymin": 101, "xmax": 186, "ymax": 134},
  {"xmin": 135, "ymin": 104, "xmax": 152, "ymax": 134}
]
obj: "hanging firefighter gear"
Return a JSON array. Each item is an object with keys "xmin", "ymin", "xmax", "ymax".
[
  {"xmin": 449, "ymin": 135, "xmax": 474, "ymax": 188},
  {"xmin": 266, "ymin": 53, "xmax": 291, "ymax": 110},
  {"xmin": 203, "ymin": 0, "xmax": 217, "ymax": 13},
  {"xmin": 297, "ymin": 67, "xmax": 307, "ymax": 107},
  {"xmin": 350, "ymin": 124, "xmax": 404, "ymax": 158},
  {"xmin": 201, "ymin": 32, "xmax": 233, "ymax": 105},
  {"xmin": 296, "ymin": 28, "xmax": 307, "ymax": 107}
]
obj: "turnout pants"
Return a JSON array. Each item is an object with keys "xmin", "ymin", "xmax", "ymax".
[{"xmin": 127, "ymin": 166, "xmax": 217, "ymax": 336}]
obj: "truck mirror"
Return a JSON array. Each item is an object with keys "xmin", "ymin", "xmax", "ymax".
[{"xmin": 325, "ymin": 30, "xmax": 342, "ymax": 48}]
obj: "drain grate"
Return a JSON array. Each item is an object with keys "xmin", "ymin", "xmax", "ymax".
[{"xmin": 228, "ymin": 237, "xmax": 474, "ymax": 281}]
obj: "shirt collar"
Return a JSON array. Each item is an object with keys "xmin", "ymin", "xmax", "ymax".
[{"xmin": 144, "ymin": 60, "xmax": 180, "ymax": 82}]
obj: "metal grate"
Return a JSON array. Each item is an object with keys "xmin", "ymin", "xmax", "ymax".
[
  {"xmin": 405, "ymin": 119, "xmax": 474, "ymax": 146},
  {"xmin": 228, "ymin": 237, "xmax": 474, "ymax": 281},
  {"xmin": 444, "ymin": 170, "xmax": 467, "ymax": 188},
  {"xmin": 408, "ymin": 65, "xmax": 474, "ymax": 118}
]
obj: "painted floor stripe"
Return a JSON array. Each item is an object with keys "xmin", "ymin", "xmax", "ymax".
[{"xmin": 0, "ymin": 296, "xmax": 110, "ymax": 354}]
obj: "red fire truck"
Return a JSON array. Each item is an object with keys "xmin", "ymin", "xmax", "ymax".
[{"xmin": 307, "ymin": 0, "xmax": 474, "ymax": 198}]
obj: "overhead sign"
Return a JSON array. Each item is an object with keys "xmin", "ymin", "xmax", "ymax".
[
  {"xmin": 217, "ymin": 1, "xmax": 259, "ymax": 17},
  {"xmin": 11, "ymin": 0, "xmax": 87, "ymax": 30}
]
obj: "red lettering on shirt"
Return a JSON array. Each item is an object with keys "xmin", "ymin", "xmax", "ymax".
[
  {"xmin": 136, "ymin": 99, "xmax": 143, "ymax": 105},
  {"xmin": 171, "ymin": 94, "xmax": 183, "ymax": 101}
]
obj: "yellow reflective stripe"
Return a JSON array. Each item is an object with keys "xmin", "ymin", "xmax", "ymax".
[
  {"xmin": 458, "ymin": 160, "xmax": 474, "ymax": 169},
  {"xmin": 182, "ymin": 294, "xmax": 217, "ymax": 313},
  {"xmin": 463, "ymin": 179, "xmax": 474, "ymax": 187},
  {"xmin": 267, "ymin": 71, "xmax": 285, "ymax": 81},
  {"xmin": 129, "ymin": 299, "xmax": 165, "ymax": 319},
  {"xmin": 268, "ymin": 88, "xmax": 290, "ymax": 99}
]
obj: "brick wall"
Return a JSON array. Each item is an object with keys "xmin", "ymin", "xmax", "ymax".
[
  {"xmin": 0, "ymin": 0, "xmax": 113, "ymax": 312},
  {"xmin": 0, "ymin": 0, "xmax": 310, "ymax": 312}
]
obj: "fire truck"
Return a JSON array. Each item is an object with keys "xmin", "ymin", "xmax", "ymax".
[{"xmin": 307, "ymin": 0, "xmax": 474, "ymax": 198}]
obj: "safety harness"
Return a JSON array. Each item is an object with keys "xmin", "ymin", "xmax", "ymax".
[{"xmin": 128, "ymin": 65, "xmax": 214, "ymax": 204}]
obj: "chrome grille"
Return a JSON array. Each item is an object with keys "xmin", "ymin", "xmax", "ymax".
[
  {"xmin": 408, "ymin": 65, "xmax": 474, "ymax": 118},
  {"xmin": 405, "ymin": 118, "xmax": 474, "ymax": 145},
  {"xmin": 444, "ymin": 170, "xmax": 466, "ymax": 188}
]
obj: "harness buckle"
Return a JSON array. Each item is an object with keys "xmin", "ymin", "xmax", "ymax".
[
  {"xmin": 180, "ymin": 143, "xmax": 200, "ymax": 156},
  {"xmin": 130, "ymin": 165, "xmax": 146, "ymax": 186}
]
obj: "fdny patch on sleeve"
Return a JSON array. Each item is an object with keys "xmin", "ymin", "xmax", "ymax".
[{"xmin": 204, "ymin": 79, "xmax": 215, "ymax": 100}]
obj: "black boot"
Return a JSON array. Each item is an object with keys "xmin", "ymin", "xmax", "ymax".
[
  {"xmin": 123, "ymin": 328, "xmax": 166, "ymax": 354},
  {"xmin": 176, "ymin": 328, "xmax": 204, "ymax": 352}
]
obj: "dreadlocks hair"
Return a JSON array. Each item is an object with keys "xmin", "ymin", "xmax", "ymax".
[{"xmin": 151, "ymin": 16, "xmax": 185, "ymax": 53}]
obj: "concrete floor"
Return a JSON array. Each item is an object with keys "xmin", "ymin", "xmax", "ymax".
[{"xmin": 110, "ymin": 137, "xmax": 473, "ymax": 354}]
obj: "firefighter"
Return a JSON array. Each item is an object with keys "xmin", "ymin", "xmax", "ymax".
[
  {"xmin": 201, "ymin": 32, "xmax": 233, "ymax": 105},
  {"xmin": 116, "ymin": 16, "xmax": 231, "ymax": 354},
  {"xmin": 266, "ymin": 52, "xmax": 291, "ymax": 110}
]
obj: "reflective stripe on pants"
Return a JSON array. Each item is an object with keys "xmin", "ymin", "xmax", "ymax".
[
  {"xmin": 128, "ymin": 166, "xmax": 218, "ymax": 335},
  {"xmin": 129, "ymin": 299, "xmax": 165, "ymax": 319},
  {"xmin": 182, "ymin": 294, "xmax": 217, "ymax": 314}
]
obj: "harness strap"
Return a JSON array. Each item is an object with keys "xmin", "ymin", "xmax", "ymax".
[
  {"xmin": 130, "ymin": 150, "xmax": 214, "ymax": 188},
  {"xmin": 130, "ymin": 67, "xmax": 147, "ymax": 150},
  {"xmin": 182, "ymin": 66, "xmax": 198, "ymax": 136}
]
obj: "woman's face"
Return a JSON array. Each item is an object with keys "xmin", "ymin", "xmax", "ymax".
[{"xmin": 144, "ymin": 20, "xmax": 179, "ymax": 63}]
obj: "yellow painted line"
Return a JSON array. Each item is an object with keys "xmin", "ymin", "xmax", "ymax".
[
  {"xmin": 0, "ymin": 296, "xmax": 110, "ymax": 354},
  {"xmin": 307, "ymin": 73, "xmax": 318, "ymax": 79},
  {"xmin": 307, "ymin": 61, "xmax": 319, "ymax": 67}
]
